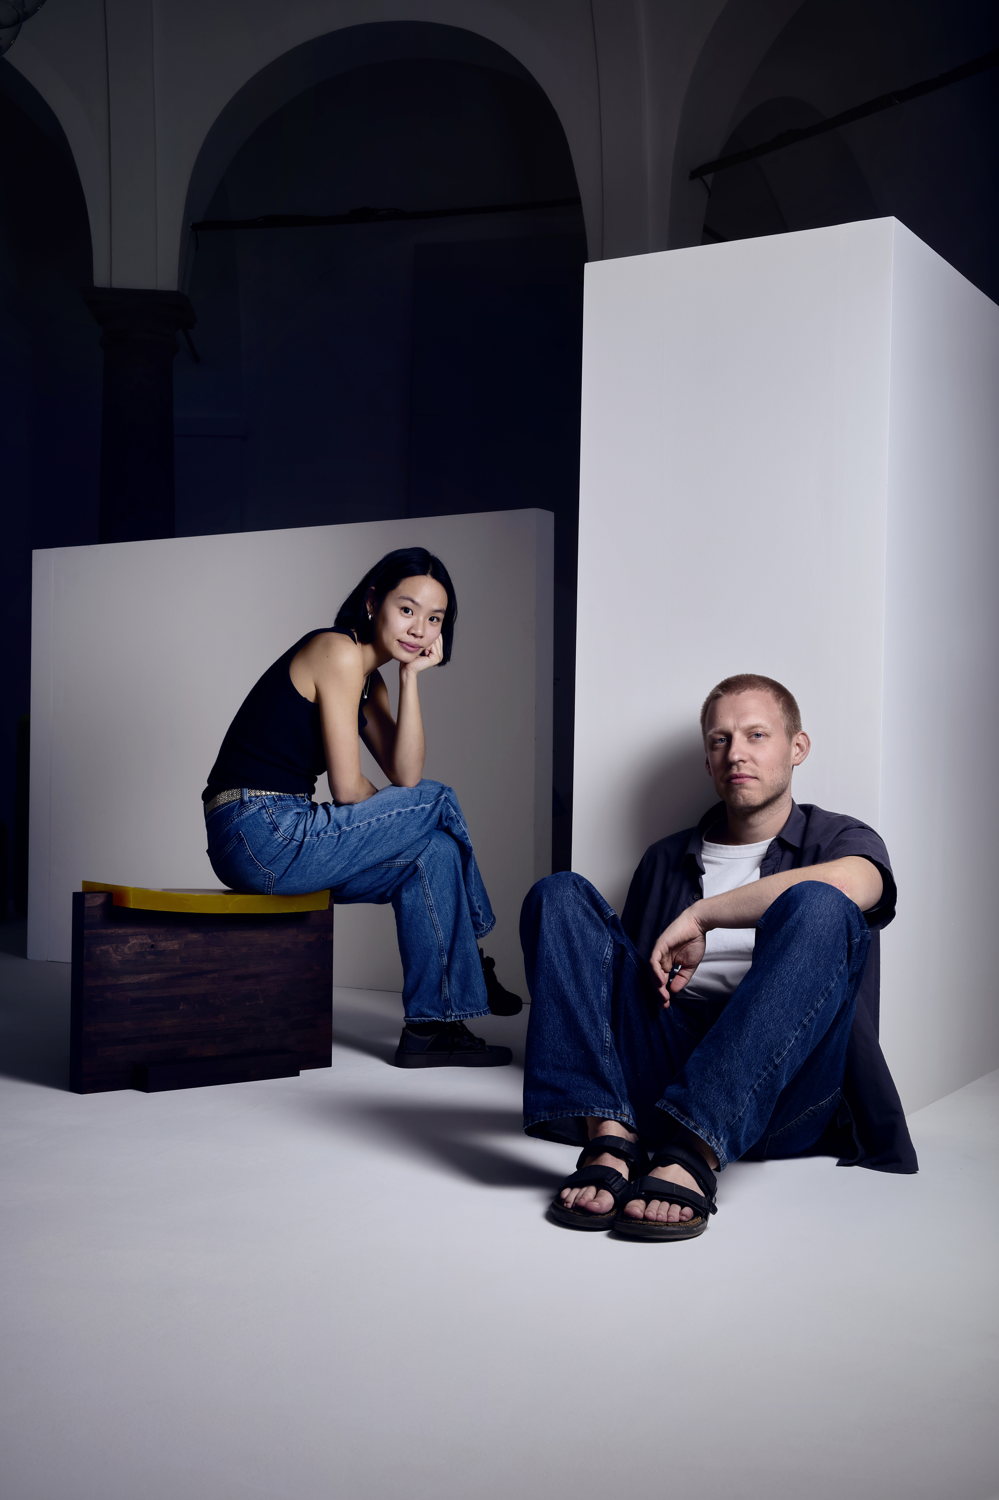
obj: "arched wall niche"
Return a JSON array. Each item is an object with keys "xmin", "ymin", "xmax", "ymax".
[
  {"xmin": 0, "ymin": 56, "xmax": 99, "ymax": 537},
  {"xmin": 179, "ymin": 20, "xmax": 590, "ymax": 291},
  {"xmin": 671, "ymin": 0, "xmax": 999, "ymax": 302},
  {"xmin": 665, "ymin": 0, "xmax": 808, "ymax": 249},
  {"xmin": 2, "ymin": 30, "xmax": 107, "ymax": 282},
  {"xmin": 175, "ymin": 19, "xmax": 586, "ymax": 533},
  {"xmin": 700, "ymin": 96, "xmax": 878, "ymax": 247}
]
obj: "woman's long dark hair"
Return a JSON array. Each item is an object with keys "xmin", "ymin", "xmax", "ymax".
[{"xmin": 333, "ymin": 547, "xmax": 458, "ymax": 664}]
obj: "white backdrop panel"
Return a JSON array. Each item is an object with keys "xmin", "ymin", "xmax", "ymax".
[
  {"xmin": 878, "ymin": 226, "xmax": 999, "ymax": 1108},
  {"xmin": 573, "ymin": 219, "xmax": 999, "ymax": 1112},
  {"xmin": 29, "ymin": 509, "xmax": 553, "ymax": 994},
  {"xmin": 574, "ymin": 221, "xmax": 893, "ymax": 902}
]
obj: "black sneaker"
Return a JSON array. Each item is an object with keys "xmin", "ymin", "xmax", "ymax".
[
  {"xmin": 479, "ymin": 948, "xmax": 524, "ymax": 1016},
  {"xmin": 393, "ymin": 1020, "xmax": 512, "ymax": 1068}
]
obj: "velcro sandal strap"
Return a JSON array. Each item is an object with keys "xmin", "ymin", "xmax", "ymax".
[
  {"xmin": 561, "ymin": 1164, "xmax": 630, "ymax": 1202},
  {"xmin": 633, "ymin": 1176, "xmax": 715, "ymax": 1219},
  {"xmin": 649, "ymin": 1142, "xmax": 718, "ymax": 1207},
  {"xmin": 577, "ymin": 1135, "xmax": 643, "ymax": 1172}
]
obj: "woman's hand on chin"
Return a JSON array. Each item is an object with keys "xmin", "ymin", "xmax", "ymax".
[{"xmin": 401, "ymin": 635, "xmax": 444, "ymax": 676}]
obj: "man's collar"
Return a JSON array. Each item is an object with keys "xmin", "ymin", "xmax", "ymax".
[
  {"xmin": 774, "ymin": 801, "xmax": 805, "ymax": 850},
  {"xmin": 693, "ymin": 800, "xmax": 804, "ymax": 851}
]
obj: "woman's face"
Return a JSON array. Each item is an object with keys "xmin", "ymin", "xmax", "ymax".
[{"xmin": 370, "ymin": 574, "xmax": 448, "ymax": 662}]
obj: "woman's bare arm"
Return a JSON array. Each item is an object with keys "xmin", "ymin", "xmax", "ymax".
[
  {"xmin": 309, "ymin": 634, "xmax": 379, "ymax": 804},
  {"xmin": 359, "ymin": 636, "xmax": 442, "ymax": 787}
]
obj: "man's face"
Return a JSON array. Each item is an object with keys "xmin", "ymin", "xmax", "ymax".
[{"xmin": 703, "ymin": 690, "xmax": 809, "ymax": 814}]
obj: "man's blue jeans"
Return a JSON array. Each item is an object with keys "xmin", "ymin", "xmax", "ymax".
[
  {"xmin": 521, "ymin": 873, "xmax": 871, "ymax": 1169},
  {"xmin": 205, "ymin": 780, "xmax": 495, "ymax": 1023}
]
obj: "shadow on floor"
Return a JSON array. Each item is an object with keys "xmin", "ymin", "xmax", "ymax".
[
  {"xmin": 0, "ymin": 948, "xmax": 71, "ymax": 1090},
  {"xmin": 331, "ymin": 986, "xmax": 526, "ymax": 1071},
  {"xmin": 313, "ymin": 1095, "xmax": 554, "ymax": 1189}
]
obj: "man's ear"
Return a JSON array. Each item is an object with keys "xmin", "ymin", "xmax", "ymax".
[{"xmin": 791, "ymin": 730, "xmax": 811, "ymax": 766}]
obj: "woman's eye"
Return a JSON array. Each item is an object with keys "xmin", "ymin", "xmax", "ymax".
[{"xmin": 399, "ymin": 606, "xmax": 412, "ymax": 616}]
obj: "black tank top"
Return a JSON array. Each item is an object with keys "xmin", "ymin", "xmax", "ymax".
[{"xmin": 202, "ymin": 628, "xmax": 369, "ymax": 802}]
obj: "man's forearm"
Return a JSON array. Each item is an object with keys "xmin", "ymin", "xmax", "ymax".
[{"xmin": 693, "ymin": 856, "xmax": 882, "ymax": 931}]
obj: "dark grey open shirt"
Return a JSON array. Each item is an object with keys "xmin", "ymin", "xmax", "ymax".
[{"xmin": 621, "ymin": 801, "xmax": 917, "ymax": 1173}]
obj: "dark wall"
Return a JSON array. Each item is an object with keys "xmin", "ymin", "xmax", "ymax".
[
  {"xmin": 700, "ymin": 0, "xmax": 999, "ymax": 305},
  {"xmin": 0, "ymin": 61, "xmax": 100, "ymax": 917}
]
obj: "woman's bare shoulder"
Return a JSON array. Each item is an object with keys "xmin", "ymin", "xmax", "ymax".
[
  {"xmin": 291, "ymin": 630, "xmax": 362, "ymax": 697},
  {"xmin": 309, "ymin": 629, "xmax": 357, "ymax": 654}
]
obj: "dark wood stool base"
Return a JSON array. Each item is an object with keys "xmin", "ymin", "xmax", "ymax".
[{"xmin": 70, "ymin": 890, "xmax": 334, "ymax": 1094}]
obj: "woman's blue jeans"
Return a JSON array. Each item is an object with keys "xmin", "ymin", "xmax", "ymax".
[
  {"xmin": 521, "ymin": 873, "xmax": 871, "ymax": 1170},
  {"xmin": 204, "ymin": 781, "xmax": 495, "ymax": 1023}
]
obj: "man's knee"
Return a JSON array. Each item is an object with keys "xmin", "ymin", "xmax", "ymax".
[
  {"xmin": 520, "ymin": 870, "xmax": 613, "ymax": 945},
  {"xmin": 773, "ymin": 880, "xmax": 857, "ymax": 922},
  {"xmin": 522, "ymin": 869, "xmax": 593, "ymax": 916},
  {"xmin": 761, "ymin": 881, "xmax": 869, "ymax": 955}
]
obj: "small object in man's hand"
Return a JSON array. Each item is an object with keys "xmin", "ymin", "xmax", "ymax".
[{"xmin": 664, "ymin": 961, "xmax": 683, "ymax": 1003}]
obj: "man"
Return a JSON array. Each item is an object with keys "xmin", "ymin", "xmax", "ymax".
[{"xmin": 521, "ymin": 674, "xmax": 916, "ymax": 1241}]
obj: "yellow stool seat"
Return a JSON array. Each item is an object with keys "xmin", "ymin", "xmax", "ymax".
[{"xmin": 82, "ymin": 880, "xmax": 330, "ymax": 915}]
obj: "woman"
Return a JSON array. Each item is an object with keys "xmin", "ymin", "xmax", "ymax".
[{"xmin": 203, "ymin": 546, "xmax": 520, "ymax": 1067}]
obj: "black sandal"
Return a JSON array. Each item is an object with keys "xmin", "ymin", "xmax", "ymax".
[
  {"xmin": 612, "ymin": 1142, "xmax": 718, "ymax": 1241},
  {"xmin": 547, "ymin": 1135, "xmax": 645, "ymax": 1231}
]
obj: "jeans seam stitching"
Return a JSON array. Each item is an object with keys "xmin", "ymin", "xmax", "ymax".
[{"xmin": 721, "ymin": 948, "xmax": 849, "ymax": 1139}]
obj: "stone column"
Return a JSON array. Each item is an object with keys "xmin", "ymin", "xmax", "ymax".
[{"xmin": 85, "ymin": 288, "xmax": 196, "ymax": 542}]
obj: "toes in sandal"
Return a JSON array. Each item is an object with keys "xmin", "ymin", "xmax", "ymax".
[
  {"xmin": 547, "ymin": 1134, "xmax": 645, "ymax": 1231},
  {"xmin": 612, "ymin": 1142, "xmax": 718, "ymax": 1242}
]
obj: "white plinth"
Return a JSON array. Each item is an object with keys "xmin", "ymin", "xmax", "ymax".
[{"xmin": 573, "ymin": 219, "xmax": 999, "ymax": 1111}]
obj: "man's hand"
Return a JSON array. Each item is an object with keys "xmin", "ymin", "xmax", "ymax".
[{"xmin": 650, "ymin": 907, "xmax": 708, "ymax": 1005}]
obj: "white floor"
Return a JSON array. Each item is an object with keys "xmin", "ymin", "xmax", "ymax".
[{"xmin": 1, "ymin": 932, "xmax": 997, "ymax": 1500}]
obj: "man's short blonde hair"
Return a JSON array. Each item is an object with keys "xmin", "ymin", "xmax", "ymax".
[{"xmin": 700, "ymin": 674, "xmax": 802, "ymax": 740}]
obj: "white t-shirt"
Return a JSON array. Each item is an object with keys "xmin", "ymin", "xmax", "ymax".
[{"xmin": 681, "ymin": 837, "xmax": 771, "ymax": 1004}]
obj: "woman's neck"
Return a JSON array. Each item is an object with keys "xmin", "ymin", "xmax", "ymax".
[{"xmin": 358, "ymin": 640, "xmax": 388, "ymax": 675}]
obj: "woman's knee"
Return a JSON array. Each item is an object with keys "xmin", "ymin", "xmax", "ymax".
[
  {"xmin": 415, "ymin": 778, "xmax": 454, "ymax": 801},
  {"xmin": 415, "ymin": 827, "xmax": 462, "ymax": 871}
]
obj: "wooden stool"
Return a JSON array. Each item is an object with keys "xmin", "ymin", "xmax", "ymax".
[{"xmin": 70, "ymin": 882, "xmax": 334, "ymax": 1093}]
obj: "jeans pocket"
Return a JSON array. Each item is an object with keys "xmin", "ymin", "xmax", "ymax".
[
  {"xmin": 209, "ymin": 828, "xmax": 276, "ymax": 895},
  {"xmin": 261, "ymin": 798, "xmax": 313, "ymax": 842}
]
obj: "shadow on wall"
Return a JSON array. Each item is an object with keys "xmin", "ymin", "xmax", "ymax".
[{"xmin": 627, "ymin": 729, "xmax": 710, "ymax": 860}]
